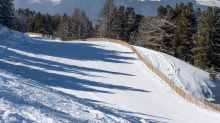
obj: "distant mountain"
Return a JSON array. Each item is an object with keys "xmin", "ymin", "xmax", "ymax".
[{"xmin": 14, "ymin": 0, "xmax": 211, "ymax": 24}]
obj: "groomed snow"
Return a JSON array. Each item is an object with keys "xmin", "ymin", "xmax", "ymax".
[{"xmin": 0, "ymin": 25, "xmax": 220, "ymax": 122}]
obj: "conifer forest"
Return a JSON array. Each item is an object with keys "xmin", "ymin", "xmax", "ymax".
[{"xmin": 1, "ymin": 0, "xmax": 220, "ymax": 81}]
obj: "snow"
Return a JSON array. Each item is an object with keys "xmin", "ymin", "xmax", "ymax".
[
  {"xmin": 134, "ymin": 46, "xmax": 220, "ymax": 103},
  {"xmin": 0, "ymin": 25, "xmax": 220, "ymax": 122}
]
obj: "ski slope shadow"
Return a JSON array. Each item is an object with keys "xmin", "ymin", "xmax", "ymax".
[
  {"xmin": 0, "ymin": 70, "xmax": 170, "ymax": 123},
  {"xmin": 0, "ymin": 36, "xmax": 149, "ymax": 94}
]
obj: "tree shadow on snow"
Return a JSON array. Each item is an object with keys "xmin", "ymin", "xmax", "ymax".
[{"xmin": 0, "ymin": 36, "xmax": 149, "ymax": 94}]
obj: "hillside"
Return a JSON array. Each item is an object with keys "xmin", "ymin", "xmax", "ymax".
[
  {"xmin": 134, "ymin": 46, "xmax": 220, "ymax": 104},
  {"xmin": 0, "ymin": 25, "xmax": 220, "ymax": 122}
]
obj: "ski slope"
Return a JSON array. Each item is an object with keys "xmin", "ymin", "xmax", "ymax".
[
  {"xmin": 0, "ymin": 25, "xmax": 220, "ymax": 122},
  {"xmin": 134, "ymin": 46, "xmax": 220, "ymax": 104}
]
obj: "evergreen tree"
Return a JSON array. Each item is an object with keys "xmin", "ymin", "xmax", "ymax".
[
  {"xmin": 80, "ymin": 9, "xmax": 88, "ymax": 39},
  {"xmin": 174, "ymin": 3, "xmax": 181, "ymax": 18},
  {"xmin": 172, "ymin": 2, "xmax": 196, "ymax": 62},
  {"xmin": 192, "ymin": 6, "xmax": 220, "ymax": 80},
  {"xmin": 97, "ymin": 0, "xmax": 115, "ymax": 38},
  {"xmin": 195, "ymin": 7, "xmax": 202, "ymax": 19},
  {"xmin": 125, "ymin": 6, "xmax": 135, "ymax": 42},
  {"xmin": 57, "ymin": 13, "xmax": 74, "ymax": 40},
  {"xmin": 209, "ymin": 65, "xmax": 216, "ymax": 81},
  {"xmin": 93, "ymin": 24, "xmax": 100, "ymax": 37},
  {"xmin": 115, "ymin": 6, "xmax": 126, "ymax": 40},
  {"xmin": 34, "ymin": 12, "xmax": 42, "ymax": 32},
  {"xmin": 157, "ymin": 5, "xmax": 166, "ymax": 18},
  {"xmin": 54, "ymin": 14, "xmax": 61, "ymax": 32},
  {"xmin": 27, "ymin": 17, "xmax": 35, "ymax": 32},
  {"xmin": 0, "ymin": 0, "xmax": 14, "ymax": 28},
  {"xmin": 86, "ymin": 20, "xmax": 94, "ymax": 38},
  {"xmin": 38, "ymin": 15, "xmax": 46, "ymax": 34},
  {"xmin": 72, "ymin": 7, "xmax": 82, "ymax": 39},
  {"xmin": 165, "ymin": 5, "xmax": 174, "ymax": 20},
  {"xmin": 109, "ymin": 6, "xmax": 118, "ymax": 39}
]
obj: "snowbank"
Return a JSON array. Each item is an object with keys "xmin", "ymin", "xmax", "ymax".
[{"xmin": 0, "ymin": 25, "xmax": 30, "ymax": 54}]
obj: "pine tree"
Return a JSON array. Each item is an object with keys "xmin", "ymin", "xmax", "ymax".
[
  {"xmin": 54, "ymin": 14, "xmax": 61, "ymax": 32},
  {"xmin": 116, "ymin": 6, "xmax": 125, "ymax": 40},
  {"xmin": 57, "ymin": 13, "xmax": 74, "ymax": 40},
  {"xmin": 44, "ymin": 15, "xmax": 53, "ymax": 35},
  {"xmin": 93, "ymin": 24, "xmax": 100, "ymax": 38},
  {"xmin": 0, "ymin": 0, "xmax": 14, "ymax": 28},
  {"xmin": 157, "ymin": 5, "xmax": 166, "ymax": 18},
  {"xmin": 38, "ymin": 15, "xmax": 46, "ymax": 34},
  {"xmin": 192, "ymin": 6, "xmax": 220, "ymax": 77},
  {"xmin": 86, "ymin": 20, "xmax": 94, "ymax": 38},
  {"xmin": 34, "ymin": 12, "xmax": 42, "ymax": 32},
  {"xmin": 27, "ymin": 17, "xmax": 35, "ymax": 32},
  {"xmin": 209, "ymin": 65, "xmax": 216, "ymax": 81},
  {"xmin": 97, "ymin": 0, "xmax": 115, "ymax": 38},
  {"xmin": 165, "ymin": 5, "xmax": 174, "ymax": 20},
  {"xmin": 174, "ymin": 3, "xmax": 181, "ymax": 18},
  {"xmin": 195, "ymin": 7, "xmax": 202, "ymax": 19},
  {"xmin": 80, "ymin": 9, "xmax": 88, "ymax": 39},
  {"xmin": 125, "ymin": 6, "xmax": 135, "ymax": 42},
  {"xmin": 72, "ymin": 7, "xmax": 82, "ymax": 39},
  {"xmin": 172, "ymin": 2, "xmax": 196, "ymax": 62},
  {"xmin": 109, "ymin": 6, "xmax": 118, "ymax": 39}
]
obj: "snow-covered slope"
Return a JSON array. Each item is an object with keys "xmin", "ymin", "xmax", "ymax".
[
  {"xmin": 0, "ymin": 25, "xmax": 220, "ymax": 122},
  {"xmin": 134, "ymin": 46, "xmax": 220, "ymax": 104},
  {"xmin": 0, "ymin": 26, "xmax": 136, "ymax": 122}
]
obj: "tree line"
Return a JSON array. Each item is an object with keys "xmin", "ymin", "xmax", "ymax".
[
  {"xmin": 138, "ymin": 2, "xmax": 220, "ymax": 81},
  {"xmin": 95, "ymin": 0, "xmax": 144, "ymax": 45},
  {"xmin": 1, "ymin": 0, "xmax": 219, "ymax": 81}
]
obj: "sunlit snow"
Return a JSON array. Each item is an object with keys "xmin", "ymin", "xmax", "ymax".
[{"xmin": 0, "ymin": 25, "xmax": 220, "ymax": 122}]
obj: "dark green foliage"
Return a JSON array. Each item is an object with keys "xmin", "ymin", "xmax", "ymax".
[
  {"xmin": 54, "ymin": 14, "xmax": 61, "ymax": 32},
  {"xmin": 0, "ymin": 0, "xmax": 14, "ymax": 28},
  {"xmin": 165, "ymin": 5, "xmax": 174, "ymax": 20},
  {"xmin": 172, "ymin": 2, "xmax": 196, "ymax": 62},
  {"xmin": 192, "ymin": 6, "xmax": 220, "ymax": 77},
  {"xmin": 109, "ymin": 6, "xmax": 118, "ymax": 39},
  {"xmin": 86, "ymin": 20, "xmax": 94, "ymax": 38},
  {"xmin": 27, "ymin": 17, "xmax": 35, "ymax": 32},
  {"xmin": 195, "ymin": 7, "xmax": 202, "ymax": 19},
  {"xmin": 124, "ymin": 6, "xmax": 135, "ymax": 42},
  {"xmin": 129, "ymin": 31, "xmax": 136, "ymax": 45},
  {"xmin": 115, "ymin": 6, "xmax": 126, "ymax": 40},
  {"xmin": 209, "ymin": 66, "xmax": 216, "ymax": 81},
  {"xmin": 174, "ymin": 3, "xmax": 181, "ymax": 18},
  {"xmin": 157, "ymin": 5, "xmax": 166, "ymax": 18}
]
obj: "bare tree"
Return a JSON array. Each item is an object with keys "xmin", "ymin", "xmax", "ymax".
[{"xmin": 137, "ymin": 16, "xmax": 176, "ymax": 54}]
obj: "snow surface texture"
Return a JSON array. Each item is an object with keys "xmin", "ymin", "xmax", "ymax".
[
  {"xmin": 134, "ymin": 46, "xmax": 220, "ymax": 104},
  {"xmin": 0, "ymin": 25, "xmax": 220, "ymax": 122}
]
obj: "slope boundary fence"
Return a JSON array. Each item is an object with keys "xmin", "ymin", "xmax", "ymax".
[{"xmin": 25, "ymin": 33, "xmax": 220, "ymax": 114}]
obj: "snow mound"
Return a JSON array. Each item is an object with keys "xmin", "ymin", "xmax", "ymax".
[
  {"xmin": 134, "ymin": 46, "xmax": 220, "ymax": 103},
  {"xmin": 0, "ymin": 25, "xmax": 30, "ymax": 54}
]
